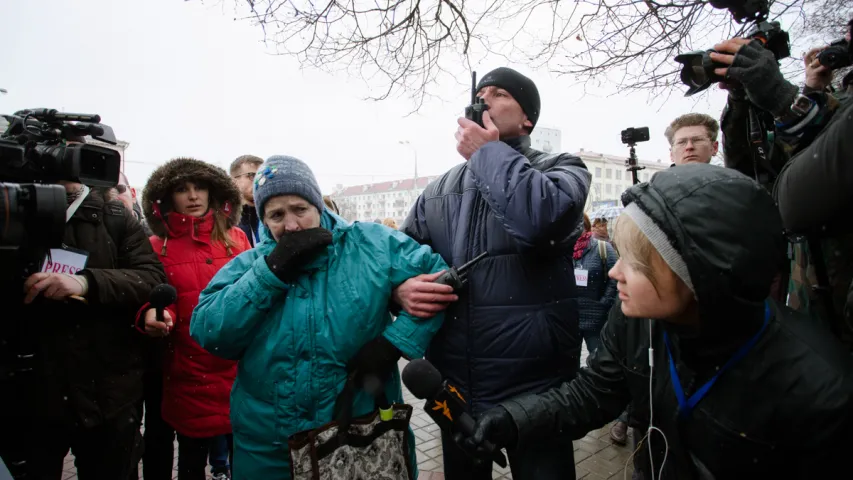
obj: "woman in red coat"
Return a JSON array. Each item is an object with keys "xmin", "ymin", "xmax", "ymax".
[{"xmin": 136, "ymin": 157, "xmax": 251, "ymax": 480}]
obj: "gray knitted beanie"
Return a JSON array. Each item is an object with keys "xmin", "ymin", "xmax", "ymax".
[{"xmin": 253, "ymin": 155, "xmax": 324, "ymax": 219}]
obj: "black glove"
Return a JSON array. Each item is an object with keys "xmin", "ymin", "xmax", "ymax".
[
  {"xmin": 727, "ymin": 39, "xmax": 798, "ymax": 117},
  {"xmin": 265, "ymin": 227, "xmax": 333, "ymax": 282},
  {"xmin": 347, "ymin": 336, "xmax": 402, "ymax": 387},
  {"xmin": 457, "ymin": 406, "xmax": 518, "ymax": 455}
]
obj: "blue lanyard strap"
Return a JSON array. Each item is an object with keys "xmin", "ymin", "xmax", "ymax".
[
  {"xmin": 253, "ymin": 219, "xmax": 261, "ymax": 243},
  {"xmin": 664, "ymin": 302, "xmax": 772, "ymax": 419}
]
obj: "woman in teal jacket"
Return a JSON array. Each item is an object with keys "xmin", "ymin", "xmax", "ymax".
[{"xmin": 190, "ymin": 155, "xmax": 450, "ymax": 478}]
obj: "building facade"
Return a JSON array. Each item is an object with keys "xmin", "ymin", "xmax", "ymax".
[
  {"xmin": 330, "ymin": 146, "xmax": 670, "ymax": 225},
  {"xmin": 530, "ymin": 126, "xmax": 562, "ymax": 153},
  {"xmin": 576, "ymin": 148, "xmax": 669, "ymax": 209},
  {"xmin": 331, "ymin": 176, "xmax": 439, "ymax": 224}
]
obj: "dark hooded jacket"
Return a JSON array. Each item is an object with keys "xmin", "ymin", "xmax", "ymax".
[
  {"xmin": 0, "ymin": 189, "xmax": 167, "ymax": 430},
  {"xmin": 140, "ymin": 158, "xmax": 250, "ymax": 438},
  {"xmin": 401, "ymin": 136, "xmax": 591, "ymax": 412},
  {"xmin": 500, "ymin": 164, "xmax": 853, "ymax": 479},
  {"xmin": 723, "ymin": 84, "xmax": 853, "ymax": 347}
]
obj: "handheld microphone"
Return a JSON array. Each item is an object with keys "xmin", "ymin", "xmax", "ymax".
[
  {"xmin": 402, "ymin": 359, "xmax": 508, "ymax": 468},
  {"xmin": 149, "ymin": 284, "xmax": 177, "ymax": 324}
]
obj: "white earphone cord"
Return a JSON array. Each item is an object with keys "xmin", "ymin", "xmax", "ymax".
[{"xmin": 623, "ymin": 318, "xmax": 669, "ymax": 480}]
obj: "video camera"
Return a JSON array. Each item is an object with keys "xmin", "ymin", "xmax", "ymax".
[
  {"xmin": 0, "ymin": 108, "xmax": 121, "ymax": 285},
  {"xmin": 674, "ymin": 0, "xmax": 789, "ymax": 96},
  {"xmin": 621, "ymin": 126, "xmax": 650, "ymax": 185}
]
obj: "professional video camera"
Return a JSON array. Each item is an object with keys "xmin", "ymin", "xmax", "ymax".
[
  {"xmin": 0, "ymin": 108, "xmax": 121, "ymax": 286},
  {"xmin": 621, "ymin": 126, "xmax": 649, "ymax": 185},
  {"xmin": 674, "ymin": 0, "xmax": 790, "ymax": 96}
]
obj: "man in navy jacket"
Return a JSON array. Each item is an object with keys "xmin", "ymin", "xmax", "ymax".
[{"xmin": 395, "ymin": 67, "xmax": 591, "ymax": 479}]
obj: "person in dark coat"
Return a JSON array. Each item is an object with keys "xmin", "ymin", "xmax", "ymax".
[
  {"xmin": 396, "ymin": 67, "xmax": 591, "ymax": 479},
  {"xmin": 719, "ymin": 21, "xmax": 853, "ymax": 347},
  {"xmin": 230, "ymin": 154, "xmax": 264, "ymax": 247},
  {"xmin": 574, "ymin": 212, "xmax": 618, "ymax": 357},
  {"xmin": 0, "ymin": 181, "xmax": 167, "ymax": 479},
  {"xmin": 460, "ymin": 164, "xmax": 853, "ymax": 479}
]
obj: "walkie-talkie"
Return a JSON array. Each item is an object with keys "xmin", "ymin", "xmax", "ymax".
[
  {"xmin": 464, "ymin": 71, "xmax": 489, "ymax": 128},
  {"xmin": 433, "ymin": 252, "xmax": 488, "ymax": 291}
]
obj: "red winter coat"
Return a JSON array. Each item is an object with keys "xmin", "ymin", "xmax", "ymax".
[{"xmin": 138, "ymin": 210, "xmax": 251, "ymax": 437}]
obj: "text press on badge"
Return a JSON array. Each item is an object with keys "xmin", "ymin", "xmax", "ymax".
[{"xmin": 41, "ymin": 247, "xmax": 89, "ymax": 275}]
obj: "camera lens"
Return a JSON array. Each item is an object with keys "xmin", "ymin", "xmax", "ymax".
[
  {"xmin": 0, "ymin": 183, "xmax": 23, "ymax": 246},
  {"xmin": 688, "ymin": 61, "xmax": 709, "ymax": 87}
]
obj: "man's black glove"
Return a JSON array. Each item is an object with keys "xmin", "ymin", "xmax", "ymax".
[
  {"xmin": 727, "ymin": 39, "xmax": 798, "ymax": 117},
  {"xmin": 457, "ymin": 406, "xmax": 518, "ymax": 455},
  {"xmin": 266, "ymin": 227, "xmax": 333, "ymax": 282},
  {"xmin": 347, "ymin": 335, "xmax": 402, "ymax": 387}
]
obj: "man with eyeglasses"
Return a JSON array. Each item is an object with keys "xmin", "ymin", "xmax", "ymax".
[
  {"xmin": 229, "ymin": 154, "xmax": 264, "ymax": 247},
  {"xmin": 664, "ymin": 113, "xmax": 720, "ymax": 166},
  {"xmin": 113, "ymin": 172, "xmax": 152, "ymax": 236}
]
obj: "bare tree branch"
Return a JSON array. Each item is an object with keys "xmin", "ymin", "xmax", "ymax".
[{"xmin": 220, "ymin": 0, "xmax": 850, "ymax": 108}]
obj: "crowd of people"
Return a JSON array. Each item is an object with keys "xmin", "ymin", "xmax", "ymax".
[{"xmin": 1, "ymin": 22, "xmax": 852, "ymax": 480}]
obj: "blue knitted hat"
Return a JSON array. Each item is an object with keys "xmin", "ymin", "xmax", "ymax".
[{"xmin": 253, "ymin": 155, "xmax": 324, "ymax": 219}]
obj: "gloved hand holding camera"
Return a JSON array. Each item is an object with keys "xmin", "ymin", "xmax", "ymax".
[
  {"xmin": 266, "ymin": 227, "xmax": 333, "ymax": 283},
  {"xmin": 711, "ymin": 38, "xmax": 798, "ymax": 117}
]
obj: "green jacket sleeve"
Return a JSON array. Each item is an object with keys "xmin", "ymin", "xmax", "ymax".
[
  {"xmin": 190, "ymin": 249, "xmax": 289, "ymax": 360},
  {"xmin": 355, "ymin": 224, "xmax": 449, "ymax": 360}
]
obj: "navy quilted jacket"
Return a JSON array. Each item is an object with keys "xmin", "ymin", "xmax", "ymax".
[
  {"xmin": 574, "ymin": 238, "xmax": 618, "ymax": 332},
  {"xmin": 401, "ymin": 136, "xmax": 591, "ymax": 412}
]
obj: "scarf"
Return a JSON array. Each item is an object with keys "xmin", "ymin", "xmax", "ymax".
[{"xmin": 573, "ymin": 231, "xmax": 592, "ymax": 260}]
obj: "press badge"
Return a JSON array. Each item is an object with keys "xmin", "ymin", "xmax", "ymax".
[
  {"xmin": 41, "ymin": 245, "xmax": 90, "ymax": 275},
  {"xmin": 574, "ymin": 268, "xmax": 589, "ymax": 287}
]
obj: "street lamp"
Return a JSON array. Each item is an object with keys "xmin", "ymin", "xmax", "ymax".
[{"xmin": 398, "ymin": 140, "xmax": 419, "ymax": 187}]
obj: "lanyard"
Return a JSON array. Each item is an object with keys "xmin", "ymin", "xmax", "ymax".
[
  {"xmin": 664, "ymin": 302, "xmax": 771, "ymax": 419},
  {"xmin": 253, "ymin": 218, "xmax": 262, "ymax": 243},
  {"xmin": 65, "ymin": 185, "xmax": 91, "ymax": 223}
]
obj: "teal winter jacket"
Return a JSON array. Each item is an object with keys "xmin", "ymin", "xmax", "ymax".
[{"xmin": 191, "ymin": 211, "xmax": 447, "ymax": 478}]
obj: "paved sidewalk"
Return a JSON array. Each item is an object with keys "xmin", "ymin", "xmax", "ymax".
[{"xmin": 63, "ymin": 346, "xmax": 635, "ymax": 479}]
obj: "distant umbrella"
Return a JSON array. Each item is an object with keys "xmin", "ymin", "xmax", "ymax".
[{"xmin": 589, "ymin": 205, "xmax": 623, "ymax": 221}]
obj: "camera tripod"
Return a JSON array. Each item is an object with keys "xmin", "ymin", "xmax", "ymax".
[{"xmin": 625, "ymin": 143, "xmax": 645, "ymax": 185}]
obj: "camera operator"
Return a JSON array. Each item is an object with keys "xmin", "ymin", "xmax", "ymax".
[
  {"xmin": 0, "ymin": 137, "xmax": 167, "ymax": 478},
  {"xmin": 716, "ymin": 20, "xmax": 853, "ymax": 348}
]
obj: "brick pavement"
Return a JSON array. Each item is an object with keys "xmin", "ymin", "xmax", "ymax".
[{"xmin": 63, "ymin": 345, "xmax": 635, "ymax": 479}]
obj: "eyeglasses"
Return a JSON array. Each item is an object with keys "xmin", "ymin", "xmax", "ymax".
[
  {"xmin": 673, "ymin": 136, "xmax": 711, "ymax": 148},
  {"xmin": 115, "ymin": 184, "xmax": 128, "ymax": 194},
  {"xmin": 232, "ymin": 172, "xmax": 257, "ymax": 180}
]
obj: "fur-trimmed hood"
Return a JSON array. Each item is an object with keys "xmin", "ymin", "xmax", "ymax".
[{"xmin": 142, "ymin": 157, "xmax": 241, "ymax": 238}]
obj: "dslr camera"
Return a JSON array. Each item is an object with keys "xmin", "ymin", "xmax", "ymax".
[
  {"xmin": 674, "ymin": 0, "xmax": 790, "ymax": 96},
  {"xmin": 0, "ymin": 108, "xmax": 121, "ymax": 284}
]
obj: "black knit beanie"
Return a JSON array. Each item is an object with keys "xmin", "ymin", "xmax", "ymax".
[{"xmin": 476, "ymin": 67, "xmax": 541, "ymax": 131}]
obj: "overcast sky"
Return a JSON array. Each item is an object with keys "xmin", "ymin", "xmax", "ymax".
[{"xmin": 3, "ymin": 0, "xmax": 748, "ymax": 192}]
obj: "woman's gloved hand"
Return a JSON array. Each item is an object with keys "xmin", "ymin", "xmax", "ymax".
[
  {"xmin": 347, "ymin": 336, "xmax": 403, "ymax": 387},
  {"xmin": 456, "ymin": 406, "xmax": 518, "ymax": 455},
  {"xmin": 266, "ymin": 227, "xmax": 333, "ymax": 282}
]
